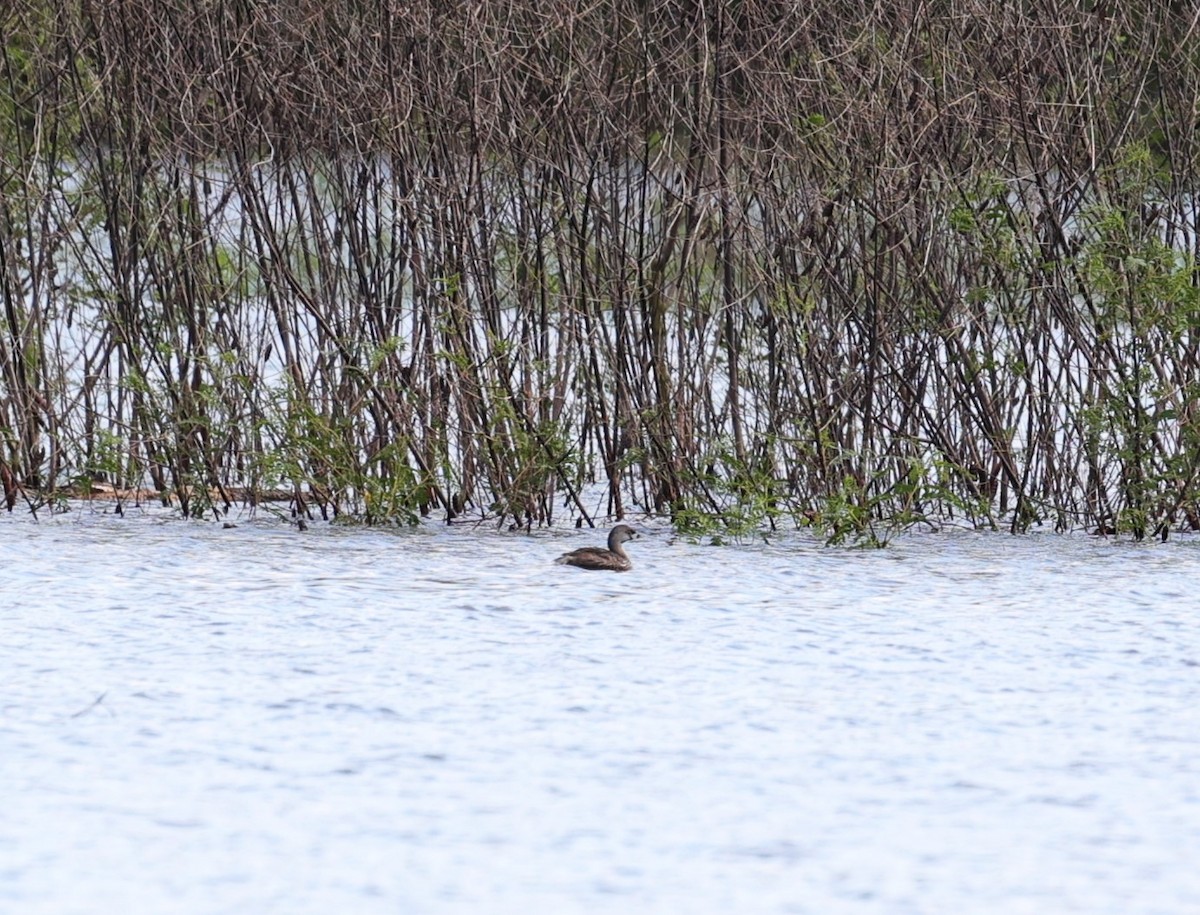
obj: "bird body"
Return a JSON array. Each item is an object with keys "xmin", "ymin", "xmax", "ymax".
[{"xmin": 554, "ymin": 524, "xmax": 639, "ymax": 572}]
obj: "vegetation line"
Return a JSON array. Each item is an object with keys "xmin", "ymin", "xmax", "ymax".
[{"xmin": 3, "ymin": 0, "xmax": 1200, "ymax": 544}]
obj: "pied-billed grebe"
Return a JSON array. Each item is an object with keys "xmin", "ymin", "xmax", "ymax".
[{"xmin": 554, "ymin": 524, "xmax": 639, "ymax": 572}]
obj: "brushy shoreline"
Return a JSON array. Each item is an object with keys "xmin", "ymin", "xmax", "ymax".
[{"xmin": 4, "ymin": 1, "xmax": 1200, "ymax": 544}]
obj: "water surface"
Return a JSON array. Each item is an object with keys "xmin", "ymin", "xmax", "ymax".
[{"xmin": 3, "ymin": 510, "xmax": 1199, "ymax": 914}]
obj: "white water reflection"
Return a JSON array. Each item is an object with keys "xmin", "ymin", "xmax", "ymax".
[{"xmin": 3, "ymin": 510, "xmax": 1200, "ymax": 914}]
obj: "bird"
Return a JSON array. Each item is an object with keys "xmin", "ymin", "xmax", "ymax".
[{"xmin": 554, "ymin": 524, "xmax": 639, "ymax": 572}]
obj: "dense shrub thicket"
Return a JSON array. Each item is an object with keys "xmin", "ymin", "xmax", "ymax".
[{"xmin": 3, "ymin": 0, "xmax": 1200, "ymax": 541}]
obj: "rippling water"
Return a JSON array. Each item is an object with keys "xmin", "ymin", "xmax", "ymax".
[{"xmin": 3, "ymin": 509, "xmax": 1200, "ymax": 914}]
